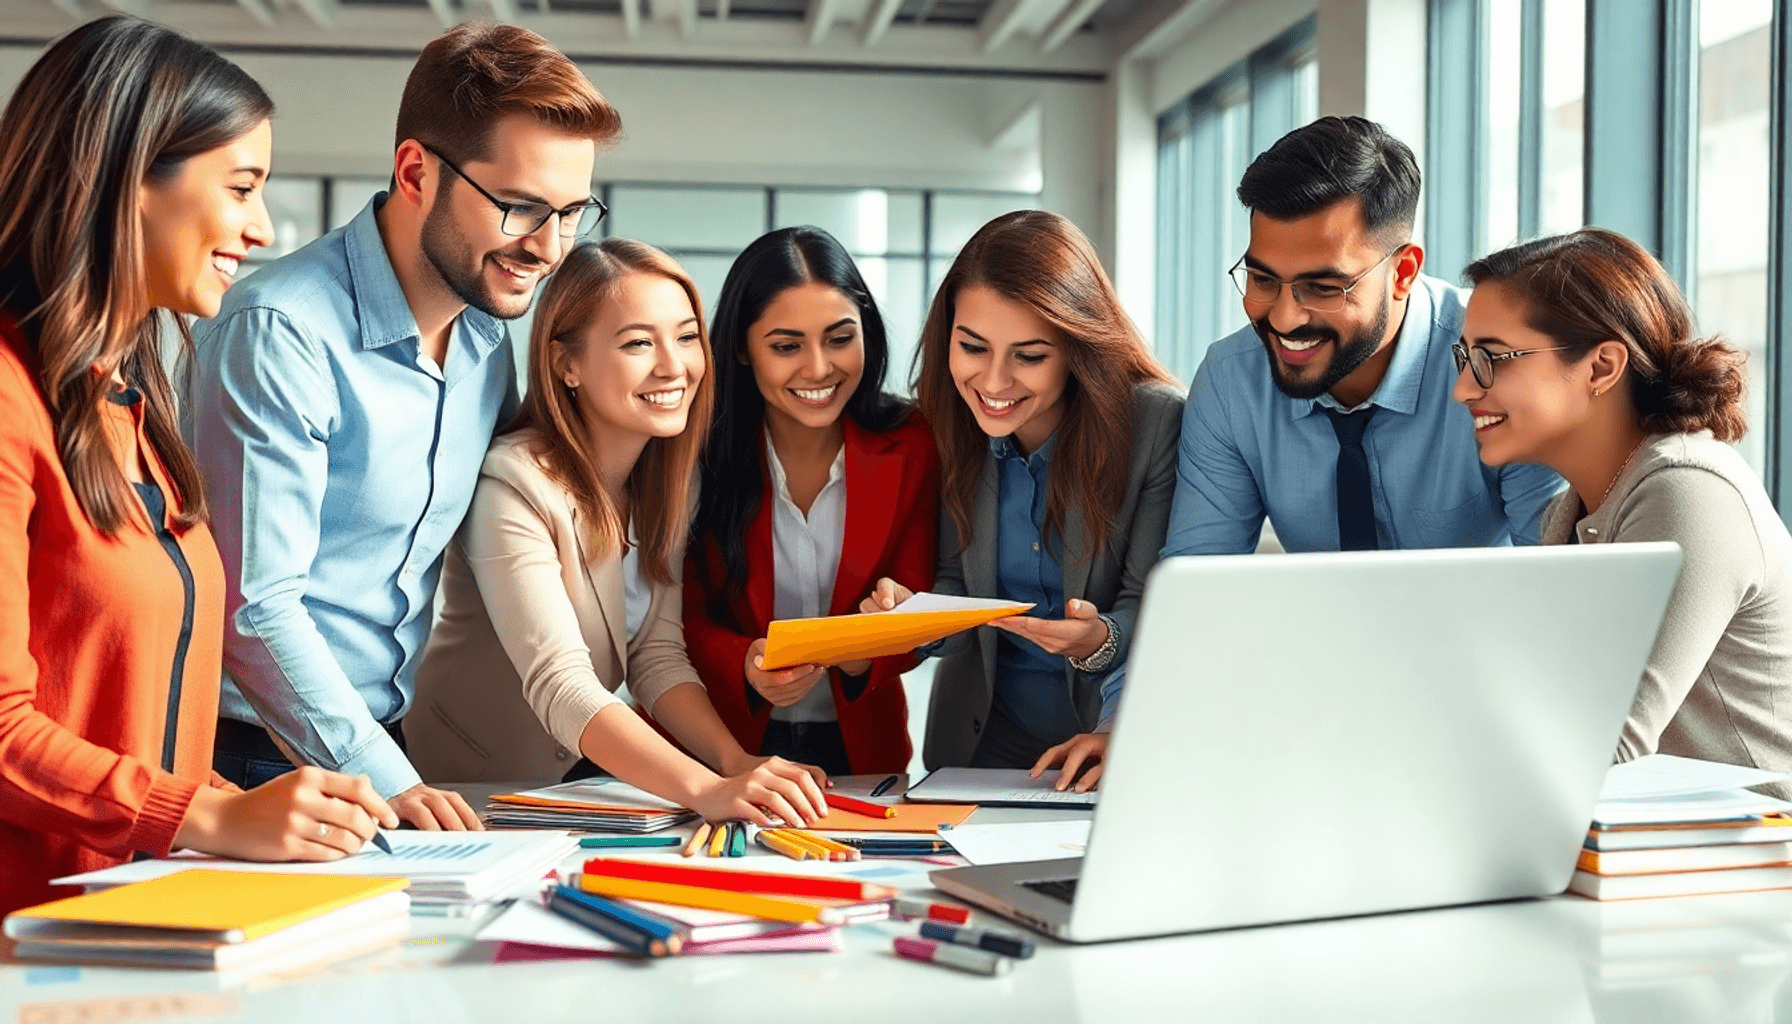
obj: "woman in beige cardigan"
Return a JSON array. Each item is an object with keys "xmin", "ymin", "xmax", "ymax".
[
  {"xmin": 1451, "ymin": 228, "xmax": 1792, "ymax": 784},
  {"xmin": 408, "ymin": 240, "xmax": 827, "ymax": 827}
]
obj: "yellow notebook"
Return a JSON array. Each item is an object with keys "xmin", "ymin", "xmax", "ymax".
[
  {"xmin": 4, "ymin": 870, "xmax": 409, "ymax": 944},
  {"xmin": 762, "ymin": 594, "xmax": 1030, "ymax": 670}
]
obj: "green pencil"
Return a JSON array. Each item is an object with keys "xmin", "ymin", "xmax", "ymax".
[
  {"xmin": 579, "ymin": 835, "xmax": 684, "ymax": 849},
  {"xmin": 728, "ymin": 821, "xmax": 747, "ymax": 857}
]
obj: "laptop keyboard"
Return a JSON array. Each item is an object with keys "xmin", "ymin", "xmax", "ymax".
[{"xmin": 1023, "ymin": 878, "xmax": 1079, "ymax": 903}]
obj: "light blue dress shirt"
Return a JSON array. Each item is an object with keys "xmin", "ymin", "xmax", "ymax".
[
  {"xmin": 986, "ymin": 434, "xmax": 1085, "ymax": 763},
  {"xmin": 184, "ymin": 195, "xmax": 517, "ymax": 797},
  {"xmin": 1161, "ymin": 274, "xmax": 1562, "ymax": 556}
]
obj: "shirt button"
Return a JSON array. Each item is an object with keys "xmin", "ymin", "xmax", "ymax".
[
  {"xmin": 1586, "ymin": 528, "xmax": 1599, "ymax": 536},
  {"xmin": 1032, "ymin": 542, "xmax": 1040, "ymax": 552},
  {"xmin": 555, "ymin": 747, "xmax": 569, "ymax": 761}
]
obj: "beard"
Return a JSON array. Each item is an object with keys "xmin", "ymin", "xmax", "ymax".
[
  {"xmin": 1252, "ymin": 289, "xmax": 1391, "ymax": 400},
  {"xmin": 419, "ymin": 196, "xmax": 544, "ymax": 321}
]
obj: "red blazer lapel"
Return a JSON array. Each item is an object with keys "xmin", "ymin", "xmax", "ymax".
[
  {"xmin": 745, "ymin": 445, "xmax": 778, "ymax": 631},
  {"xmin": 831, "ymin": 418, "xmax": 901, "ymax": 617}
]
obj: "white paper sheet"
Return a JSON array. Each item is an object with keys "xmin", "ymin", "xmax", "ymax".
[
  {"xmin": 934, "ymin": 821, "xmax": 1093, "ymax": 866},
  {"xmin": 1600, "ymin": 754, "xmax": 1790, "ymax": 802},
  {"xmin": 905, "ymin": 767, "xmax": 1099, "ymax": 807},
  {"xmin": 892, "ymin": 593, "xmax": 1032, "ymax": 615}
]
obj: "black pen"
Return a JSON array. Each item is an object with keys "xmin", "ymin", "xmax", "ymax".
[{"xmin": 870, "ymin": 774, "xmax": 899, "ymax": 798}]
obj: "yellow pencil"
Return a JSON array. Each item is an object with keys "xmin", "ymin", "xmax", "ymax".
[
  {"xmin": 707, "ymin": 822, "xmax": 729, "ymax": 857},
  {"xmin": 769, "ymin": 829, "xmax": 834, "ymax": 860},
  {"xmin": 757, "ymin": 830, "xmax": 809, "ymax": 861},
  {"xmin": 683, "ymin": 822, "xmax": 712, "ymax": 858},
  {"xmin": 788, "ymin": 828, "xmax": 860, "ymax": 861},
  {"xmin": 578, "ymin": 873, "xmax": 844, "ymax": 925}
]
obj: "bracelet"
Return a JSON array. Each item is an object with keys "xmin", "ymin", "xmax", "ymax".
[{"xmin": 1067, "ymin": 614, "xmax": 1119, "ymax": 673}]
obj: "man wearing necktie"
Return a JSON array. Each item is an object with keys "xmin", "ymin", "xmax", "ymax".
[{"xmin": 1087, "ymin": 117, "xmax": 1563, "ymax": 733}]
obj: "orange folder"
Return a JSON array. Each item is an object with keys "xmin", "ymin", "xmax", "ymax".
[
  {"xmin": 762, "ymin": 595, "xmax": 1031, "ymax": 670},
  {"xmin": 812, "ymin": 802, "xmax": 977, "ymax": 833}
]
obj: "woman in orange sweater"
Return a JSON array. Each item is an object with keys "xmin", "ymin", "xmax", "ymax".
[{"xmin": 0, "ymin": 17, "xmax": 395, "ymax": 916}]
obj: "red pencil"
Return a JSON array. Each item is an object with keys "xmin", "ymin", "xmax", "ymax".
[
  {"xmin": 825, "ymin": 793, "xmax": 898, "ymax": 819},
  {"xmin": 582, "ymin": 857, "xmax": 897, "ymax": 900}
]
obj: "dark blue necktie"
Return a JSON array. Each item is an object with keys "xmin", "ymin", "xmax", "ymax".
[{"xmin": 1326, "ymin": 406, "xmax": 1379, "ymax": 551}]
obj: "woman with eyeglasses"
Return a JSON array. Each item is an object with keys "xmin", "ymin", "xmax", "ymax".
[
  {"xmin": 863, "ymin": 211, "xmax": 1184, "ymax": 792},
  {"xmin": 1453, "ymin": 228, "xmax": 1792, "ymax": 784},
  {"xmin": 408, "ymin": 240, "xmax": 829, "ymax": 828}
]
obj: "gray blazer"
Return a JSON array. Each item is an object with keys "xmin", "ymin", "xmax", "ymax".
[{"xmin": 923, "ymin": 382, "xmax": 1185, "ymax": 768}]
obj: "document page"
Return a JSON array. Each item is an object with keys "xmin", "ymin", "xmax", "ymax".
[{"xmin": 905, "ymin": 768, "xmax": 1100, "ymax": 808}]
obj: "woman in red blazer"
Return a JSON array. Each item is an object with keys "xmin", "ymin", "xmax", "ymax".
[{"xmin": 686, "ymin": 227, "xmax": 938, "ymax": 776}]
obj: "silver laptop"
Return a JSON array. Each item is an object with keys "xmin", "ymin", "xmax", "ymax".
[{"xmin": 932, "ymin": 544, "xmax": 1683, "ymax": 943}]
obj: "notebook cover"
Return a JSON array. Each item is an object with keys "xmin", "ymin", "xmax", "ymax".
[{"xmin": 5, "ymin": 870, "xmax": 409, "ymax": 943}]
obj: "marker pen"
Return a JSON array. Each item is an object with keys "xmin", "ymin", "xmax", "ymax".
[
  {"xmin": 893, "ymin": 936, "xmax": 1011, "ymax": 976},
  {"xmin": 891, "ymin": 897, "xmax": 971, "ymax": 924},
  {"xmin": 919, "ymin": 920, "xmax": 1036, "ymax": 959}
]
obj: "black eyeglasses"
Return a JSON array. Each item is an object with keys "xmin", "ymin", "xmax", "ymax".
[
  {"xmin": 1227, "ymin": 249, "xmax": 1398, "ymax": 313},
  {"xmin": 424, "ymin": 145, "xmax": 607, "ymax": 239},
  {"xmin": 1452, "ymin": 341, "xmax": 1577, "ymax": 388}
]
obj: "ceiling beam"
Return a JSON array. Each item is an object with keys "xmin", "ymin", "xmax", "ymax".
[
  {"xmin": 423, "ymin": 0, "xmax": 457, "ymax": 28},
  {"xmin": 235, "ymin": 0, "xmax": 276, "ymax": 25},
  {"xmin": 620, "ymin": 0, "xmax": 641, "ymax": 38},
  {"xmin": 859, "ymin": 0, "xmax": 901, "ymax": 47},
  {"xmin": 976, "ymin": 0, "xmax": 1033, "ymax": 53},
  {"xmin": 292, "ymin": 0, "xmax": 339, "ymax": 28},
  {"xmin": 1037, "ymin": 0, "xmax": 1099, "ymax": 53},
  {"xmin": 805, "ymin": 0, "xmax": 840, "ymax": 46}
]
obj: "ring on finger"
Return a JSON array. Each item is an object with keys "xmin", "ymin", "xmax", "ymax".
[{"xmin": 316, "ymin": 821, "xmax": 331, "ymax": 839}]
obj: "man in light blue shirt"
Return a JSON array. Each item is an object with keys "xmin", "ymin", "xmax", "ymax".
[
  {"xmin": 1164, "ymin": 116, "xmax": 1561, "ymax": 557},
  {"xmin": 184, "ymin": 24, "xmax": 622, "ymax": 827},
  {"xmin": 1095, "ymin": 117, "xmax": 1561, "ymax": 734}
]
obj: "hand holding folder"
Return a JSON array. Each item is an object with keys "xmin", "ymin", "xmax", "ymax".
[{"xmin": 761, "ymin": 593, "xmax": 1031, "ymax": 670}]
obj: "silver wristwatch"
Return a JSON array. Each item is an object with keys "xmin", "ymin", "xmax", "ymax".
[{"xmin": 1068, "ymin": 613, "xmax": 1120, "ymax": 673}]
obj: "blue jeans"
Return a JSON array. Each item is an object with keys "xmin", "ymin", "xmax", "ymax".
[{"xmin": 212, "ymin": 749, "xmax": 297, "ymax": 790}]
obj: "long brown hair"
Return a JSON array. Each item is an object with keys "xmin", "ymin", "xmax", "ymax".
[
  {"xmin": 1464, "ymin": 228, "xmax": 1747, "ymax": 442},
  {"xmin": 915, "ymin": 210, "xmax": 1177, "ymax": 558},
  {"xmin": 508, "ymin": 240, "xmax": 714, "ymax": 585},
  {"xmin": 0, "ymin": 16, "xmax": 272, "ymax": 535}
]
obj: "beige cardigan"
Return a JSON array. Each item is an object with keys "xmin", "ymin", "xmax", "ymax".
[
  {"xmin": 1541, "ymin": 432, "xmax": 1792, "ymax": 790},
  {"xmin": 406, "ymin": 431, "xmax": 701, "ymax": 783}
]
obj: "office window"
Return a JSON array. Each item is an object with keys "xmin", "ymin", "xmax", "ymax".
[
  {"xmin": 1483, "ymin": 0, "xmax": 1523, "ymax": 253},
  {"xmin": 1539, "ymin": 0, "xmax": 1586, "ymax": 234},
  {"xmin": 1694, "ymin": 1, "xmax": 1773, "ymax": 475},
  {"xmin": 1154, "ymin": 17, "xmax": 1318, "ymax": 384}
]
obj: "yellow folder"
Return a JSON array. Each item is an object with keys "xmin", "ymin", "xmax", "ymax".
[
  {"xmin": 4, "ymin": 870, "xmax": 409, "ymax": 944},
  {"xmin": 761, "ymin": 594, "xmax": 1031, "ymax": 670}
]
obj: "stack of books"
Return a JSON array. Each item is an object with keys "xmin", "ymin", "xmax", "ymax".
[
  {"xmin": 477, "ymin": 857, "xmax": 895, "ymax": 959},
  {"xmin": 5, "ymin": 870, "xmax": 409, "ymax": 978},
  {"xmin": 484, "ymin": 779, "xmax": 698, "ymax": 833},
  {"xmin": 1570, "ymin": 754, "xmax": 1792, "ymax": 900},
  {"xmin": 55, "ymin": 831, "xmax": 578, "ymax": 917}
]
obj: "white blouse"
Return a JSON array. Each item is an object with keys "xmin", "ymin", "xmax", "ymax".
[{"xmin": 765, "ymin": 433, "xmax": 847, "ymax": 723}]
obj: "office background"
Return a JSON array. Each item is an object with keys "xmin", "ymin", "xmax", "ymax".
[{"xmin": 0, "ymin": 0, "xmax": 1782, "ymax": 517}]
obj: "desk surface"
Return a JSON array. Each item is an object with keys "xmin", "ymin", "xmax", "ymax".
[{"xmin": 7, "ymin": 795, "xmax": 1792, "ymax": 1024}]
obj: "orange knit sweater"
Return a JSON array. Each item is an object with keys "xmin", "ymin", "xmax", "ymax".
[{"xmin": 0, "ymin": 318, "xmax": 226, "ymax": 916}]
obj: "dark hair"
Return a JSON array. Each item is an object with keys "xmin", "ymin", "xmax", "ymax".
[
  {"xmin": 0, "ymin": 16, "xmax": 273, "ymax": 535},
  {"xmin": 694, "ymin": 226, "xmax": 911, "ymax": 598},
  {"xmin": 916, "ymin": 210, "xmax": 1178, "ymax": 559},
  {"xmin": 506, "ymin": 240, "xmax": 713, "ymax": 586},
  {"xmin": 1464, "ymin": 228, "xmax": 1747, "ymax": 442},
  {"xmin": 394, "ymin": 22, "xmax": 622, "ymax": 166},
  {"xmin": 1236, "ymin": 116, "xmax": 1420, "ymax": 245}
]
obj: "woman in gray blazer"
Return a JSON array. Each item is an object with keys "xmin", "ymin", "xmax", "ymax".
[
  {"xmin": 865, "ymin": 211, "xmax": 1184, "ymax": 789},
  {"xmin": 408, "ymin": 240, "xmax": 827, "ymax": 828}
]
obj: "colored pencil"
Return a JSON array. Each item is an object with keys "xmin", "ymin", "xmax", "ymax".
[
  {"xmin": 682, "ymin": 822, "xmax": 712, "ymax": 858},
  {"xmin": 547, "ymin": 885, "xmax": 680, "ymax": 957},
  {"xmin": 728, "ymin": 822, "xmax": 748, "ymax": 857},
  {"xmin": 578, "ymin": 873, "xmax": 847, "ymax": 925},
  {"xmin": 707, "ymin": 822, "xmax": 728, "ymax": 857},
  {"xmin": 824, "ymin": 793, "xmax": 898, "ymax": 819},
  {"xmin": 768, "ymin": 828, "xmax": 834, "ymax": 860},
  {"xmin": 783, "ymin": 828, "xmax": 859, "ymax": 861},
  {"xmin": 578, "ymin": 835, "xmax": 682, "ymax": 849},
  {"xmin": 581, "ymin": 857, "xmax": 898, "ymax": 900},
  {"xmin": 755, "ymin": 831, "xmax": 810, "ymax": 861}
]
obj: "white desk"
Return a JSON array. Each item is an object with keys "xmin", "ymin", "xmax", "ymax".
[{"xmin": 7, "ymin": 798, "xmax": 1792, "ymax": 1023}]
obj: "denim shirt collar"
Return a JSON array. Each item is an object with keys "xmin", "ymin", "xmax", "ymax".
[
  {"xmin": 1291, "ymin": 275, "xmax": 1435, "ymax": 421},
  {"xmin": 989, "ymin": 429, "xmax": 1057, "ymax": 470},
  {"xmin": 344, "ymin": 193, "xmax": 505, "ymax": 359}
]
